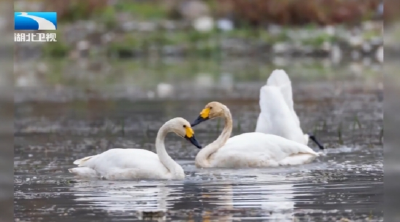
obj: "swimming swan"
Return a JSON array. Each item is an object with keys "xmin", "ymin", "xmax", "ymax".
[
  {"xmin": 255, "ymin": 69, "xmax": 324, "ymax": 149},
  {"xmin": 69, "ymin": 117, "xmax": 202, "ymax": 180},
  {"xmin": 191, "ymin": 102, "xmax": 319, "ymax": 168}
]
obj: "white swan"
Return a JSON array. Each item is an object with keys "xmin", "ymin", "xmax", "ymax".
[
  {"xmin": 191, "ymin": 102, "xmax": 319, "ymax": 168},
  {"xmin": 255, "ymin": 69, "xmax": 324, "ymax": 149},
  {"xmin": 69, "ymin": 117, "xmax": 202, "ymax": 180}
]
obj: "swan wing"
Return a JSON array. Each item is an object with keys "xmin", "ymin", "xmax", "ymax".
[
  {"xmin": 227, "ymin": 133, "xmax": 317, "ymax": 157},
  {"xmin": 256, "ymin": 85, "xmax": 305, "ymax": 143},
  {"xmin": 81, "ymin": 148, "xmax": 162, "ymax": 169},
  {"xmin": 211, "ymin": 133, "xmax": 317, "ymax": 167},
  {"xmin": 266, "ymin": 69, "xmax": 295, "ymax": 111},
  {"xmin": 71, "ymin": 149, "xmax": 169, "ymax": 179},
  {"xmin": 263, "ymin": 69, "xmax": 300, "ymax": 126}
]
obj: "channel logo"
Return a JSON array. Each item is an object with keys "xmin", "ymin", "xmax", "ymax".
[{"xmin": 14, "ymin": 12, "xmax": 57, "ymax": 30}]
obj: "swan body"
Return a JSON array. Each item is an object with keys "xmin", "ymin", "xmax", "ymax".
[
  {"xmin": 191, "ymin": 102, "xmax": 319, "ymax": 168},
  {"xmin": 255, "ymin": 69, "xmax": 323, "ymax": 149},
  {"xmin": 69, "ymin": 118, "xmax": 202, "ymax": 180},
  {"xmin": 70, "ymin": 149, "xmax": 173, "ymax": 180},
  {"xmin": 202, "ymin": 132, "xmax": 318, "ymax": 168}
]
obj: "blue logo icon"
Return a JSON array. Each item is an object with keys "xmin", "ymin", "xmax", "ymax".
[{"xmin": 14, "ymin": 12, "xmax": 57, "ymax": 30}]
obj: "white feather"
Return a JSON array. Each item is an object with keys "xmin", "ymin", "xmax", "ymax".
[
  {"xmin": 194, "ymin": 102, "xmax": 320, "ymax": 168},
  {"xmin": 68, "ymin": 167, "xmax": 98, "ymax": 178},
  {"xmin": 69, "ymin": 118, "xmax": 196, "ymax": 180},
  {"xmin": 69, "ymin": 149, "xmax": 171, "ymax": 180},
  {"xmin": 255, "ymin": 69, "xmax": 308, "ymax": 145},
  {"xmin": 207, "ymin": 133, "xmax": 318, "ymax": 168}
]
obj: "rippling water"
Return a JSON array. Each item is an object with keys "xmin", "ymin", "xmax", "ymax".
[{"xmin": 14, "ymin": 60, "xmax": 383, "ymax": 221}]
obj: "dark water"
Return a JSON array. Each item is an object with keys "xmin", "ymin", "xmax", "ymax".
[{"xmin": 14, "ymin": 59, "xmax": 383, "ymax": 221}]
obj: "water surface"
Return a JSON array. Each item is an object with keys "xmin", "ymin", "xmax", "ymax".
[{"xmin": 14, "ymin": 59, "xmax": 383, "ymax": 221}]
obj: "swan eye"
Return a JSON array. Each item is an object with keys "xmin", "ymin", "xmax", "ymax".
[
  {"xmin": 183, "ymin": 125, "xmax": 186, "ymax": 128},
  {"xmin": 209, "ymin": 107, "xmax": 212, "ymax": 109}
]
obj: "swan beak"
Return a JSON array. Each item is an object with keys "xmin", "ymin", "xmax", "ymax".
[
  {"xmin": 185, "ymin": 135, "xmax": 202, "ymax": 149},
  {"xmin": 191, "ymin": 115, "xmax": 209, "ymax": 127},
  {"xmin": 308, "ymin": 134, "xmax": 325, "ymax": 150}
]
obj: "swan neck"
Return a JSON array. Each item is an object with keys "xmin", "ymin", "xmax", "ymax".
[
  {"xmin": 217, "ymin": 109, "xmax": 233, "ymax": 144},
  {"xmin": 196, "ymin": 107, "xmax": 232, "ymax": 167},
  {"xmin": 155, "ymin": 124, "xmax": 182, "ymax": 176}
]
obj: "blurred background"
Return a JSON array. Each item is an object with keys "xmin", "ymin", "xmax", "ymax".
[
  {"xmin": 11, "ymin": 0, "xmax": 392, "ymax": 222},
  {"xmin": 14, "ymin": 0, "xmax": 385, "ymax": 99}
]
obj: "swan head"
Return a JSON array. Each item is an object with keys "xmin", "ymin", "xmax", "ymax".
[
  {"xmin": 169, "ymin": 117, "xmax": 202, "ymax": 149},
  {"xmin": 191, "ymin": 101, "xmax": 226, "ymax": 127}
]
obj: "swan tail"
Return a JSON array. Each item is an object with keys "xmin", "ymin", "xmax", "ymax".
[
  {"xmin": 73, "ymin": 155, "xmax": 95, "ymax": 166},
  {"xmin": 69, "ymin": 167, "xmax": 99, "ymax": 178}
]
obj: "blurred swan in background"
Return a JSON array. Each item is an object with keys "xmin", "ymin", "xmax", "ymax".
[
  {"xmin": 69, "ymin": 117, "xmax": 202, "ymax": 180},
  {"xmin": 256, "ymin": 69, "xmax": 325, "ymax": 150},
  {"xmin": 191, "ymin": 102, "xmax": 320, "ymax": 168}
]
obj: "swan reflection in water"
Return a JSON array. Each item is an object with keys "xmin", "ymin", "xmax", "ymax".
[
  {"xmin": 70, "ymin": 180, "xmax": 181, "ymax": 221},
  {"xmin": 194, "ymin": 170, "xmax": 299, "ymax": 222},
  {"xmin": 70, "ymin": 169, "xmax": 300, "ymax": 221}
]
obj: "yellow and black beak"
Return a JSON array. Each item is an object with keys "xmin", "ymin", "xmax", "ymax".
[
  {"xmin": 191, "ymin": 108, "xmax": 210, "ymax": 127},
  {"xmin": 184, "ymin": 127, "xmax": 202, "ymax": 149}
]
